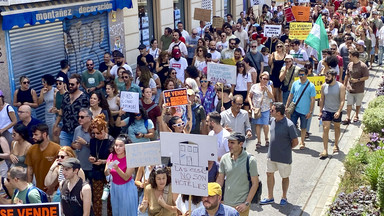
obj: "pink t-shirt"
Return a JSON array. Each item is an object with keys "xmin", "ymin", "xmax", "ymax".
[{"xmin": 107, "ymin": 153, "xmax": 132, "ymax": 185}]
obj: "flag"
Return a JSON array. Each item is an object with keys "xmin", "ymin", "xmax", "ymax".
[{"xmin": 305, "ymin": 15, "xmax": 329, "ymax": 61}]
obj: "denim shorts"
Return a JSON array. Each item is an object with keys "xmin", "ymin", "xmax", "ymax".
[{"xmin": 290, "ymin": 110, "xmax": 308, "ymax": 129}]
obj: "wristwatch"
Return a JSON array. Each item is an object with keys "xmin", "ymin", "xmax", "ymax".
[{"xmin": 245, "ymin": 202, "xmax": 249, "ymax": 206}]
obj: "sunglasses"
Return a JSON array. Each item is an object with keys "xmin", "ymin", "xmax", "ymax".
[
  {"xmin": 173, "ymin": 122, "xmax": 185, "ymax": 127},
  {"xmin": 230, "ymin": 43, "xmax": 236, "ymax": 45},
  {"xmin": 285, "ymin": 60, "xmax": 292, "ymax": 63},
  {"xmin": 192, "ymin": 33, "xmax": 198, "ymax": 35},
  {"xmin": 171, "ymin": 72, "xmax": 177, "ymax": 75},
  {"xmin": 251, "ymin": 46, "xmax": 257, "ymax": 48},
  {"xmin": 86, "ymin": 64, "xmax": 93, "ymax": 66},
  {"xmin": 262, "ymin": 78, "xmax": 269, "ymax": 81},
  {"xmin": 42, "ymin": 81, "xmax": 46, "ymax": 84},
  {"xmin": 135, "ymin": 113, "xmax": 142, "ymax": 117},
  {"xmin": 290, "ymin": 44, "xmax": 295, "ymax": 47},
  {"xmin": 123, "ymin": 76, "xmax": 129, "ymax": 79},
  {"xmin": 79, "ymin": 115, "xmax": 89, "ymax": 119},
  {"xmin": 221, "ymin": 35, "xmax": 226, "ymax": 37},
  {"xmin": 298, "ymin": 73, "xmax": 305, "ymax": 77},
  {"xmin": 277, "ymin": 46, "xmax": 283, "ymax": 48},
  {"xmin": 198, "ymin": 50, "xmax": 203, "ymax": 52},
  {"xmin": 57, "ymin": 155, "xmax": 66, "ymax": 159},
  {"xmin": 23, "ymin": 81, "xmax": 30, "ymax": 84},
  {"xmin": 200, "ymin": 80, "xmax": 208, "ymax": 83},
  {"xmin": 56, "ymin": 82, "xmax": 63, "ymax": 86},
  {"xmin": 69, "ymin": 83, "xmax": 76, "ymax": 86}
]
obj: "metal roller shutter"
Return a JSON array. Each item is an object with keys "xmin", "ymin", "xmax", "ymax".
[
  {"xmin": 9, "ymin": 21, "xmax": 65, "ymax": 121},
  {"xmin": 63, "ymin": 13, "xmax": 110, "ymax": 75}
]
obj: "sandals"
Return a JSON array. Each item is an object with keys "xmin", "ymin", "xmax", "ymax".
[
  {"xmin": 353, "ymin": 116, "xmax": 359, "ymax": 122},
  {"xmin": 299, "ymin": 143, "xmax": 305, "ymax": 150},
  {"xmin": 256, "ymin": 142, "xmax": 262, "ymax": 149},
  {"xmin": 333, "ymin": 146, "xmax": 340, "ymax": 154},
  {"xmin": 342, "ymin": 118, "xmax": 351, "ymax": 125},
  {"xmin": 265, "ymin": 139, "xmax": 270, "ymax": 147},
  {"xmin": 319, "ymin": 152, "xmax": 328, "ymax": 159}
]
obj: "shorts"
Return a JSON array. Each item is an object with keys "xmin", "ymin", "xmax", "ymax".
[
  {"xmin": 370, "ymin": 47, "xmax": 375, "ymax": 55},
  {"xmin": 322, "ymin": 110, "xmax": 342, "ymax": 122},
  {"xmin": 267, "ymin": 158, "xmax": 291, "ymax": 178},
  {"xmin": 347, "ymin": 92, "xmax": 364, "ymax": 106},
  {"xmin": 290, "ymin": 110, "xmax": 309, "ymax": 129}
]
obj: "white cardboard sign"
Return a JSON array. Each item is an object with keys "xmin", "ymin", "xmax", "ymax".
[
  {"xmin": 207, "ymin": 63, "xmax": 237, "ymax": 85},
  {"xmin": 264, "ymin": 25, "xmax": 282, "ymax": 37},
  {"xmin": 125, "ymin": 141, "xmax": 161, "ymax": 168},
  {"xmin": 120, "ymin": 91, "xmax": 139, "ymax": 113},
  {"xmin": 172, "ymin": 164, "xmax": 208, "ymax": 196}
]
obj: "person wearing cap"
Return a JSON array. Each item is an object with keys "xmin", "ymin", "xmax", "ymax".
[
  {"xmin": 279, "ymin": 54, "xmax": 300, "ymax": 105},
  {"xmin": 109, "ymin": 51, "xmax": 133, "ymax": 78},
  {"xmin": 191, "ymin": 183, "xmax": 239, "ymax": 216},
  {"xmin": 355, "ymin": 40, "xmax": 369, "ymax": 63},
  {"xmin": 137, "ymin": 44, "xmax": 155, "ymax": 69},
  {"xmin": 167, "ymin": 30, "xmax": 188, "ymax": 57},
  {"xmin": 50, "ymin": 76, "xmax": 67, "ymax": 143},
  {"xmin": 260, "ymin": 102, "xmax": 298, "ymax": 206},
  {"xmin": 216, "ymin": 132, "xmax": 258, "ymax": 216},
  {"xmin": 169, "ymin": 48, "xmax": 188, "ymax": 82},
  {"xmin": 81, "ymin": 59, "xmax": 105, "ymax": 96},
  {"xmin": 289, "ymin": 39, "xmax": 309, "ymax": 68},
  {"xmin": 60, "ymin": 158, "xmax": 93, "ymax": 216}
]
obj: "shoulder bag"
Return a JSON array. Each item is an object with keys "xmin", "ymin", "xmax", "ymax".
[
  {"xmin": 286, "ymin": 81, "xmax": 310, "ymax": 117},
  {"xmin": 249, "ymin": 87, "xmax": 265, "ymax": 119},
  {"xmin": 281, "ymin": 66, "xmax": 296, "ymax": 92}
]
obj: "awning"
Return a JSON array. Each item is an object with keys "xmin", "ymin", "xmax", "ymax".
[{"xmin": 0, "ymin": 0, "xmax": 132, "ymax": 30}]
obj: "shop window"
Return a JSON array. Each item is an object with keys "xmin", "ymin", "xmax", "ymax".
[
  {"xmin": 173, "ymin": 0, "xmax": 185, "ymax": 29},
  {"xmin": 224, "ymin": 0, "xmax": 231, "ymax": 17},
  {"xmin": 138, "ymin": 0, "xmax": 154, "ymax": 47}
]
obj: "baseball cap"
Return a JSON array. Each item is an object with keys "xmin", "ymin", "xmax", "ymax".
[
  {"xmin": 226, "ymin": 132, "xmax": 245, "ymax": 143},
  {"xmin": 356, "ymin": 40, "xmax": 366, "ymax": 47},
  {"xmin": 60, "ymin": 158, "xmax": 81, "ymax": 169},
  {"xmin": 187, "ymin": 89, "xmax": 195, "ymax": 96},
  {"xmin": 284, "ymin": 55, "xmax": 294, "ymax": 60},
  {"xmin": 208, "ymin": 182, "xmax": 222, "ymax": 196},
  {"xmin": 56, "ymin": 77, "xmax": 64, "ymax": 82},
  {"xmin": 172, "ymin": 49, "xmax": 182, "ymax": 58},
  {"xmin": 138, "ymin": 44, "xmax": 147, "ymax": 50}
]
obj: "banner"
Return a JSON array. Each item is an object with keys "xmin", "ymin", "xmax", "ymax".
[
  {"xmin": 289, "ymin": 22, "xmax": 312, "ymax": 40},
  {"xmin": 294, "ymin": 76, "xmax": 325, "ymax": 99},
  {"xmin": 284, "ymin": 8, "xmax": 296, "ymax": 23},
  {"xmin": 264, "ymin": 25, "xmax": 282, "ymax": 37},
  {"xmin": 291, "ymin": 6, "xmax": 310, "ymax": 21},
  {"xmin": 194, "ymin": 8, "xmax": 211, "ymax": 22},
  {"xmin": 207, "ymin": 63, "xmax": 237, "ymax": 85},
  {"xmin": 125, "ymin": 141, "xmax": 161, "ymax": 168},
  {"xmin": 0, "ymin": 202, "xmax": 61, "ymax": 216},
  {"xmin": 163, "ymin": 88, "xmax": 188, "ymax": 107},
  {"xmin": 120, "ymin": 91, "xmax": 139, "ymax": 113}
]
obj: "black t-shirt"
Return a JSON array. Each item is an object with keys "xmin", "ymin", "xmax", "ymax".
[
  {"xmin": 345, "ymin": 2, "xmax": 354, "ymax": 10},
  {"xmin": 56, "ymin": 71, "xmax": 69, "ymax": 86},
  {"xmin": 137, "ymin": 54, "xmax": 155, "ymax": 68},
  {"xmin": 216, "ymin": 100, "xmax": 232, "ymax": 113},
  {"xmin": 99, "ymin": 62, "xmax": 108, "ymax": 72}
]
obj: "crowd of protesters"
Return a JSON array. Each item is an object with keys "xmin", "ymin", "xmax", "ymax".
[{"xmin": 0, "ymin": 0, "xmax": 377, "ymax": 215}]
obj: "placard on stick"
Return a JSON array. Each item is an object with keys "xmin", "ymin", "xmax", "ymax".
[
  {"xmin": 292, "ymin": 6, "xmax": 310, "ymax": 21},
  {"xmin": 264, "ymin": 25, "xmax": 282, "ymax": 37},
  {"xmin": 289, "ymin": 22, "xmax": 312, "ymax": 40},
  {"xmin": 194, "ymin": 8, "xmax": 211, "ymax": 22},
  {"xmin": 207, "ymin": 63, "xmax": 237, "ymax": 85},
  {"xmin": 294, "ymin": 76, "xmax": 325, "ymax": 99},
  {"xmin": 212, "ymin": 17, "xmax": 224, "ymax": 29},
  {"xmin": 120, "ymin": 91, "xmax": 139, "ymax": 113},
  {"xmin": 284, "ymin": 7, "xmax": 296, "ymax": 23},
  {"xmin": 125, "ymin": 141, "xmax": 161, "ymax": 168},
  {"xmin": 163, "ymin": 88, "xmax": 188, "ymax": 107}
]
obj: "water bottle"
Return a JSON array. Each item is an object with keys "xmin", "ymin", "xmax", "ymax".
[
  {"xmin": 101, "ymin": 184, "xmax": 110, "ymax": 201},
  {"xmin": 319, "ymin": 119, "xmax": 323, "ymax": 132}
]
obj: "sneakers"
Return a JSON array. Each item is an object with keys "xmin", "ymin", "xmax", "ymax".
[
  {"xmin": 280, "ymin": 198, "xmax": 288, "ymax": 206},
  {"xmin": 260, "ymin": 198, "xmax": 274, "ymax": 205}
]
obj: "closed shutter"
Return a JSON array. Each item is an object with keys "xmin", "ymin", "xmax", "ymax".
[
  {"xmin": 9, "ymin": 21, "xmax": 65, "ymax": 120},
  {"xmin": 63, "ymin": 13, "xmax": 110, "ymax": 74}
]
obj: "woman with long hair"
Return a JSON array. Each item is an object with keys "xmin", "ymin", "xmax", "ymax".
[
  {"xmin": 155, "ymin": 51, "xmax": 170, "ymax": 88},
  {"xmin": 105, "ymin": 135, "xmax": 137, "ymax": 216},
  {"xmin": 0, "ymin": 135, "xmax": 9, "ymax": 177},
  {"xmin": 89, "ymin": 114, "xmax": 113, "ymax": 216},
  {"xmin": 136, "ymin": 66, "xmax": 157, "ymax": 98},
  {"xmin": 243, "ymin": 56, "xmax": 257, "ymax": 84},
  {"xmin": 233, "ymin": 61, "xmax": 252, "ymax": 111},
  {"xmin": 192, "ymin": 46, "xmax": 207, "ymax": 73},
  {"xmin": 269, "ymin": 41, "xmax": 286, "ymax": 102},
  {"xmin": 38, "ymin": 74, "xmax": 56, "ymax": 138},
  {"xmin": 115, "ymin": 106, "xmax": 155, "ymax": 143},
  {"xmin": 89, "ymin": 92, "xmax": 112, "ymax": 126},
  {"xmin": 9, "ymin": 124, "xmax": 31, "ymax": 168},
  {"xmin": 115, "ymin": 67, "xmax": 128, "ymax": 92},
  {"xmin": 149, "ymin": 39, "xmax": 161, "ymax": 62},
  {"xmin": 198, "ymin": 75, "xmax": 216, "ymax": 114},
  {"xmin": 50, "ymin": 77, "xmax": 67, "ymax": 143},
  {"xmin": 13, "ymin": 76, "xmax": 38, "ymax": 116},
  {"xmin": 106, "ymin": 81, "xmax": 120, "ymax": 138},
  {"xmin": 0, "ymin": 90, "xmax": 17, "ymax": 145},
  {"xmin": 166, "ymin": 68, "xmax": 183, "ymax": 89}
]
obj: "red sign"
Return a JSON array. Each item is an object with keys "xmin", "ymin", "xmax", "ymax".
[{"xmin": 284, "ymin": 7, "xmax": 296, "ymax": 23}]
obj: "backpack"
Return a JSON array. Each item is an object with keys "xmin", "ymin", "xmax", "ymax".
[
  {"xmin": 246, "ymin": 154, "xmax": 262, "ymax": 204},
  {"xmin": 15, "ymin": 185, "xmax": 49, "ymax": 203}
]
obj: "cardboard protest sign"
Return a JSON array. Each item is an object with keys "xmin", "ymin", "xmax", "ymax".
[
  {"xmin": 163, "ymin": 88, "xmax": 188, "ymax": 107},
  {"xmin": 125, "ymin": 141, "xmax": 161, "ymax": 168},
  {"xmin": 292, "ymin": 6, "xmax": 310, "ymax": 21},
  {"xmin": 264, "ymin": 25, "xmax": 282, "ymax": 37},
  {"xmin": 294, "ymin": 76, "xmax": 325, "ymax": 99},
  {"xmin": 284, "ymin": 7, "xmax": 296, "ymax": 23},
  {"xmin": 160, "ymin": 132, "xmax": 217, "ymax": 196},
  {"xmin": 207, "ymin": 63, "xmax": 237, "ymax": 85},
  {"xmin": 194, "ymin": 8, "xmax": 211, "ymax": 22},
  {"xmin": 120, "ymin": 91, "xmax": 139, "ymax": 113},
  {"xmin": 289, "ymin": 22, "xmax": 312, "ymax": 40},
  {"xmin": 0, "ymin": 202, "xmax": 61, "ymax": 216},
  {"xmin": 212, "ymin": 17, "xmax": 224, "ymax": 29}
]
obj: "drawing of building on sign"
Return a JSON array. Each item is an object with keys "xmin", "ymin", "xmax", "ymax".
[{"xmin": 179, "ymin": 141, "xmax": 199, "ymax": 166}]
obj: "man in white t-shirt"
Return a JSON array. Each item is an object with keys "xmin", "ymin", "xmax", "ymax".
[
  {"xmin": 168, "ymin": 30, "xmax": 188, "ymax": 57},
  {"xmin": 207, "ymin": 111, "xmax": 230, "ymax": 162},
  {"xmin": 109, "ymin": 51, "xmax": 132, "ymax": 77},
  {"xmin": 289, "ymin": 39, "xmax": 309, "ymax": 68},
  {"xmin": 177, "ymin": 22, "xmax": 190, "ymax": 39},
  {"xmin": 234, "ymin": 23, "xmax": 248, "ymax": 50},
  {"xmin": 208, "ymin": 41, "xmax": 221, "ymax": 63},
  {"xmin": 169, "ymin": 49, "xmax": 188, "ymax": 82}
]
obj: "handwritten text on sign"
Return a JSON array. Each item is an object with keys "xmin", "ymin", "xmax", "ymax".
[
  {"xmin": 120, "ymin": 91, "xmax": 139, "ymax": 113},
  {"xmin": 294, "ymin": 76, "xmax": 325, "ymax": 99},
  {"xmin": 163, "ymin": 88, "xmax": 188, "ymax": 107},
  {"xmin": 125, "ymin": 141, "xmax": 161, "ymax": 168},
  {"xmin": 289, "ymin": 22, "xmax": 312, "ymax": 40},
  {"xmin": 0, "ymin": 202, "xmax": 61, "ymax": 216},
  {"xmin": 172, "ymin": 164, "xmax": 208, "ymax": 196},
  {"xmin": 207, "ymin": 63, "xmax": 237, "ymax": 85},
  {"xmin": 264, "ymin": 25, "xmax": 282, "ymax": 37}
]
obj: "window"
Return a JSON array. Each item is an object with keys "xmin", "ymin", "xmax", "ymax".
[
  {"xmin": 173, "ymin": 0, "xmax": 185, "ymax": 29},
  {"xmin": 138, "ymin": 0, "xmax": 154, "ymax": 46}
]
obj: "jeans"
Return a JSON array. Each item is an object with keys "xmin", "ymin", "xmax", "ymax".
[
  {"xmin": 59, "ymin": 131, "xmax": 73, "ymax": 146},
  {"xmin": 378, "ymin": 46, "xmax": 384, "ymax": 65},
  {"xmin": 291, "ymin": 110, "xmax": 309, "ymax": 129},
  {"xmin": 283, "ymin": 91, "xmax": 290, "ymax": 106}
]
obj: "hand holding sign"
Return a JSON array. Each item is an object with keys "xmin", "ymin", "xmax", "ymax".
[
  {"xmin": 163, "ymin": 89, "xmax": 188, "ymax": 107},
  {"xmin": 120, "ymin": 91, "xmax": 140, "ymax": 113}
]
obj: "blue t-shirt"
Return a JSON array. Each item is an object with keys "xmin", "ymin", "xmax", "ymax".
[
  {"xmin": 192, "ymin": 203, "xmax": 239, "ymax": 216},
  {"xmin": 123, "ymin": 118, "xmax": 154, "ymax": 143},
  {"xmin": 290, "ymin": 79, "xmax": 316, "ymax": 115}
]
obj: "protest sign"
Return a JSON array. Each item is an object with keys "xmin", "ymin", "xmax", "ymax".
[
  {"xmin": 0, "ymin": 202, "xmax": 61, "ymax": 216},
  {"xmin": 294, "ymin": 76, "xmax": 325, "ymax": 99},
  {"xmin": 207, "ymin": 63, "xmax": 237, "ymax": 85},
  {"xmin": 252, "ymin": 5, "xmax": 260, "ymax": 17},
  {"xmin": 120, "ymin": 91, "xmax": 139, "ymax": 113},
  {"xmin": 125, "ymin": 141, "xmax": 161, "ymax": 168},
  {"xmin": 172, "ymin": 164, "xmax": 208, "ymax": 196},
  {"xmin": 264, "ymin": 25, "xmax": 282, "ymax": 37},
  {"xmin": 285, "ymin": 7, "xmax": 296, "ymax": 23},
  {"xmin": 163, "ymin": 88, "xmax": 188, "ymax": 107},
  {"xmin": 194, "ymin": 8, "xmax": 211, "ymax": 22},
  {"xmin": 292, "ymin": 6, "xmax": 310, "ymax": 21},
  {"xmin": 298, "ymin": 0, "xmax": 310, "ymax": 3},
  {"xmin": 250, "ymin": 0, "xmax": 265, "ymax": 5},
  {"xmin": 212, "ymin": 17, "xmax": 224, "ymax": 29},
  {"xmin": 289, "ymin": 22, "xmax": 312, "ymax": 40}
]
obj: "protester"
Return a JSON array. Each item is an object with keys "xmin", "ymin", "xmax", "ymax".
[
  {"xmin": 115, "ymin": 67, "xmax": 128, "ymax": 92},
  {"xmin": 38, "ymin": 74, "xmax": 56, "ymax": 138},
  {"xmin": 0, "ymin": 90, "xmax": 17, "ymax": 145},
  {"xmin": 269, "ymin": 42, "xmax": 286, "ymax": 102},
  {"xmin": 13, "ymin": 76, "xmax": 38, "ymax": 113},
  {"xmin": 50, "ymin": 77, "xmax": 67, "ymax": 143},
  {"xmin": 9, "ymin": 166, "xmax": 42, "ymax": 204},
  {"xmin": 207, "ymin": 111, "xmax": 230, "ymax": 161},
  {"xmin": 9, "ymin": 124, "xmax": 31, "ymax": 168},
  {"xmin": 198, "ymin": 75, "xmax": 216, "ymax": 114}
]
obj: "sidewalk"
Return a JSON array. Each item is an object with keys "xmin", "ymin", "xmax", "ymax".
[{"xmin": 247, "ymin": 66, "xmax": 383, "ymax": 216}]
